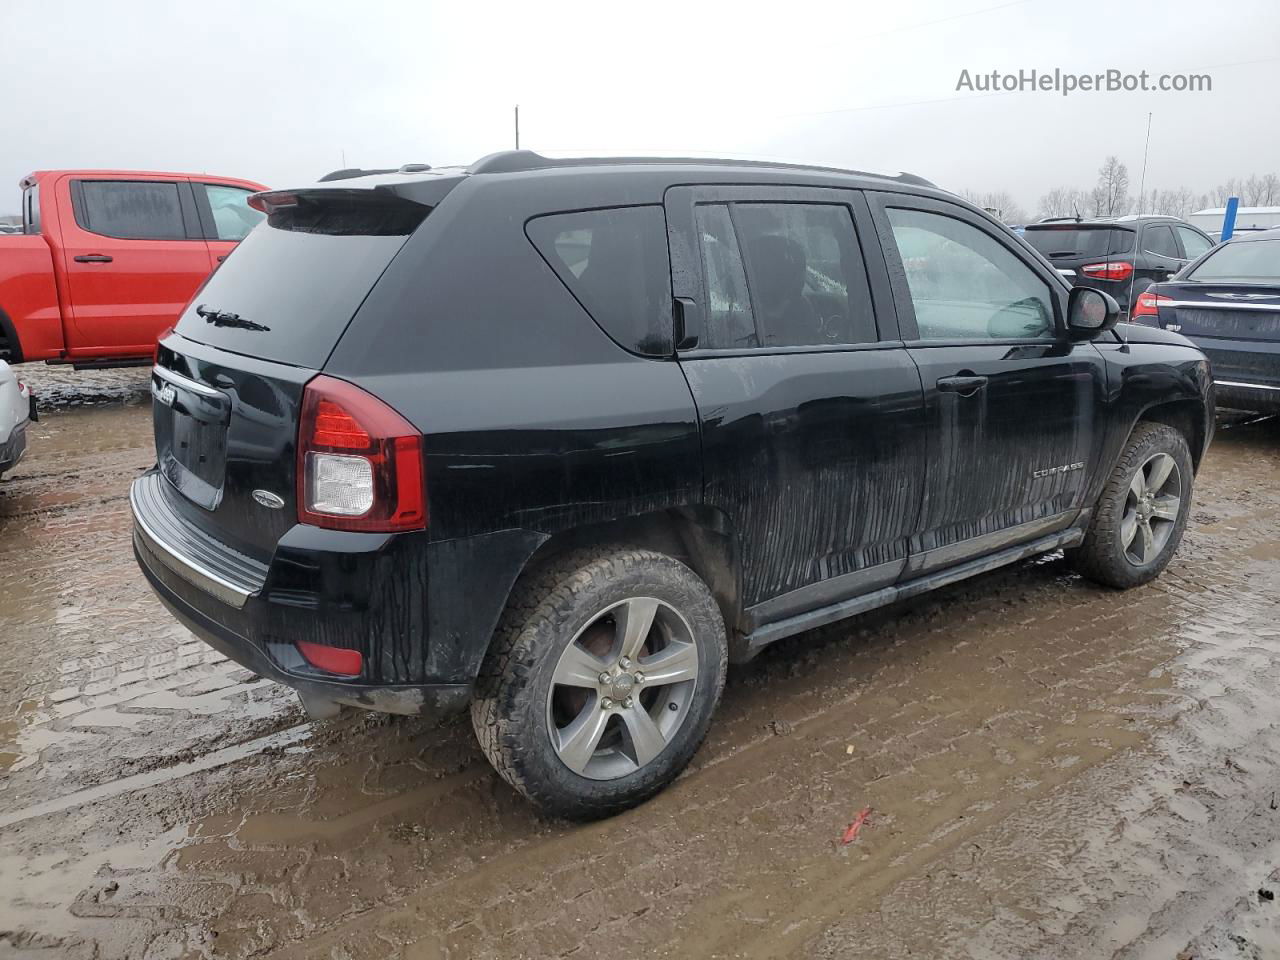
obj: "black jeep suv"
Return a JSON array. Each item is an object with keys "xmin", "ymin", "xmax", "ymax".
[{"xmin": 132, "ymin": 152, "xmax": 1213, "ymax": 818}]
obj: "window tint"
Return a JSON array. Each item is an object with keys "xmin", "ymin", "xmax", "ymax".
[
  {"xmin": 1143, "ymin": 224, "xmax": 1179, "ymax": 259},
  {"xmin": 1187, "ymin": 238, "xmax": 1280, "ymax": 282},
  {"xmin": 77, "ymin": 180, "xmax": 186, "ymax": 239},
  {"xmin": 204, "ymin": 184, "xmax": 264, "ymax": 241},
  {"xmin": 22, "ymin": 184, "xmax": 39, "ymax": 234},
  {"xmin": 527, "ymin": 206, "xmax": 673, "ymax": 356},
  {"xmin": 1024, "ymin": 225, "xmax": 1134, "ymax": 258},
  {"xmin": 695, "ymin": 204, "xmax": 757, "ymax": 348},
  {"xmin": 174, "ymin": 192, "xmax": 427, "ymax": 368},
  {"xmin": 732, "ymin": 203, "xmax": 876, "ymax": 347},
  {"xmin": 1176, "ymin": 226, "xmax": 1213, "ymax": 260},
  {"xmin": 887, "ymin": 207, "xmax": 1054, "ymax": 341}
]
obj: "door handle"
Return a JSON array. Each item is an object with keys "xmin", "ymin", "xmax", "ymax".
[
  {"xmin": 74, "ymin": 254, "xmax": 113, "ymax": 263},
  {"xmin": 937, "ymin": 374, "xmax": 988, "ymax": 397}
]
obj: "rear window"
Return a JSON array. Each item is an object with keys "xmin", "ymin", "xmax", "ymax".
[
  {"xmin": 1187, "ymin": 238, "xmax": 1280, "ymax": 283},
  {"xmin": 1023, "ymin": 225, "xmax": 1134, "ymax": 259},
  {"xmin": 174, "ymin": 192, "xmax": 427, "ymax": 368},
  {"xmin": 22, "ymin": 183, "xmax": 39, "ymax": 234},
  {"xmin": 526, "ymin": 206, "xmax": 673, "ymax": 356}
]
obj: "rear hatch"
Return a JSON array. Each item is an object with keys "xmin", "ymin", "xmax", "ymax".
[
  {"xmin": 153, "ymin": 187, "xmax": 433, "ymax": 558},
  {"xmin": 1023, "ymin": 223, "xmax": 1136, "ymax": 291},
  {"xmin": 1151, "ymin": 237, "xmax": 1280, "ymax": 386}
]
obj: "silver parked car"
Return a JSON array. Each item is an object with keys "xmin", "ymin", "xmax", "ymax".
[{"xmin": 0, "ymin": 360, "xmax": 34, "ymax": 479}]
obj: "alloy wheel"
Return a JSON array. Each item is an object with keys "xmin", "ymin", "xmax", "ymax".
[
  {"xmin": 546, "ymin": 597, "xmax": 700, "ymax": 781},
  {"xmin": 1121, "ymin": 452, "xmax": 1182, "ymax": 566}
]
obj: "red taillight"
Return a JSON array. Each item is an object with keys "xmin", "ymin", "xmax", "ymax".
[
  {"xmin": 248, "ymin": 191, "xmax": 298, "ymax": 213},
  {"xmin": 1132, "ymin": 291, "xmax": 1173, "ymax": 321},
  {"xmin": 297, "ymin": 640, "xmax": 363, "ymax": 676},
  {"xmin": 296, "ymin": 375, "xmax": 426, "ymax": 533},
  {"xmin": 1081, "ymin": 261, "xmax": 1134, "ymax": 281}
]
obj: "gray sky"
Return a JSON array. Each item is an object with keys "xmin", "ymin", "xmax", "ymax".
[{"xmin": 3, "ymin": 0, "xmax": 1277, "ymax": 216}]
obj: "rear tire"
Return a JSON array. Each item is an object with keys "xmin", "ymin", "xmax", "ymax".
[
  {"xmin": 1068, "ymin": 422, "xmax": 1193, "ymax": 589},
  {"xmin": 471, "ymin": 546, "xmax": 727, "ymax": 820}
]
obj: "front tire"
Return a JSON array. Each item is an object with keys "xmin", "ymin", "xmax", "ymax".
[
  {"xmin": 471, "ymin": 547, "xmax": 727, "ymax": 820},
  {"xmin": 1068, "ymin": 422, "xmax": 1193, "ymax": 589}
]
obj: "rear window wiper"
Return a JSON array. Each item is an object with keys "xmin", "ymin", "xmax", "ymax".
[{"xmin": 195, "ymin": 304, "xmax": 271, "ymax": 332}]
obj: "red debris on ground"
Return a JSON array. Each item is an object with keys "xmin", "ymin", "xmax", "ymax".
[{"xmin": 840, "ymin": 807, "xmax": 873, "ymax": 845}]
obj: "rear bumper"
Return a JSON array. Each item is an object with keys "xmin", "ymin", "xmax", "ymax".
[
  {"xmin": 0, "ymin": 418, "xmax": 28, "ymax": 475},
  {"xmin": 130, "ymin": 470, "xmax": 471, "ymax": 717},
  {"xmin": 1213, "ymin": 379, "xmax": 1280, "ymax": 413},
  {"xmin": 1189, "ymin": 336, "xmax": 1280, "ymax": 412}
]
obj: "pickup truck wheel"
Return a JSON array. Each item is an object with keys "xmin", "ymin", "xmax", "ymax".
[
  {"xmin": 1068, "ymin": 422, "xmax": 1193, "ymax": 589},
  {"xmin": 471, "ymin": 547, "xmax": 727, "ymax": 820}
]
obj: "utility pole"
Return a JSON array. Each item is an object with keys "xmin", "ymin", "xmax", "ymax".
[{"xmin": 514, "ymin": 105, "xmax": 520, "ymax": 149}]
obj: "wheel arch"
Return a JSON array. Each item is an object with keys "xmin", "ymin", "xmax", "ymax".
[
  {"xmin": 1134, "ymin": 397, "xmax": 1209, "ymax": 471},
  {"xmin": 0, "ymin": 306, "xmax": 25, "ymax": 365},
  {"xmin": 512, "ymin": 507, "xmax": 744, "ymax": 638}
]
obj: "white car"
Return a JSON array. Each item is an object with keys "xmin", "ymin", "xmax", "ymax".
[{"xmin": 0, "ymin": 360, "xmax": 34, "ymax": 479}]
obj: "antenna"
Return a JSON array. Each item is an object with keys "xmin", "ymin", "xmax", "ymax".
[
  {"xmin": 1123, "ymin": 111, "xmax": 1154, "ymax": 347},
  {"xmin": 514, "ymin": 105, "xmax": 520, "ymax": 149}
]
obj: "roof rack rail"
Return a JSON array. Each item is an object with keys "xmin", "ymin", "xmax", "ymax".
[
  {"xmin": 465, "ymin": 150, "xmax": 935, "ymax": 186},
  {"xmin": 317, "ymin": 167, "xmax": 399, "ymax": 182}
]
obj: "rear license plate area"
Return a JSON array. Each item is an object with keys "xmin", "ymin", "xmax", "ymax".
[{"xmin": 153, "ymin": 371, "xmax": 231, "ymax": 510}]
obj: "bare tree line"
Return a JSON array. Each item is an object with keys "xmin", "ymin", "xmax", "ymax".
[{"xmin": 965, "ymin": 158, "xmax": 1280, "ymax": 224}]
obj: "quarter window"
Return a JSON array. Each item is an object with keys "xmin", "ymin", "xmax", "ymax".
[
  {"xmin": 76, "ymin": 180, "xmax": 187, "ymax": 240},
  {"xmin": 886, "ymin": 207, "xmax": 1055, "ymax": 341},
  {"xmin": 527, "ymin": 206, "xmax": 674, "ymax": 357},
  {"xmin": 204, "ymin": 184, "xmax": 264, "ymax": 241}
]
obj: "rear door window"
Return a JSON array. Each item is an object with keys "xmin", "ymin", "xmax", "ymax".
[
  {"xmin": 732, "ymin": 203, "xmax": 876, "ymax": 347},
  {"xmin": 526, "ymin": 206, "xmax": 673, "ymax": 356},
  {"xmin": 74, "ymin": 180, "xmax": 188, "ymax": 239},
  {"xmin": 694, "ymin": 204, "xmax": 757, "ymax": 348},
  {"xmin": 1143, "ymin": 224, "xmax": 1180, "ymax": 260},
  {"xmin": 173, "ymin": 192, "xmax": 428, "ymax": 368},
  {"xmin": 692, "ymin": 201, "xmax": 876, "ymax": 349}
]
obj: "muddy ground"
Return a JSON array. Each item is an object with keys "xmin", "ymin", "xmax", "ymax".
[{"xmin": 2, "ymin": 367, "xmax": 1279, "ymax": 959}]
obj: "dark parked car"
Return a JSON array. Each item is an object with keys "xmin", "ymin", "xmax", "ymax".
[
  {"xmin": 1024, "ymin": 215, "xmax": 1215, "ymax": 317},
  {"xmin": 1133, "ymin": 227, "xmax": 1280, "ymax": 413},
  {"xmin": 132, "ymin": 152, "xmax": 1213, "ymax": 818}
]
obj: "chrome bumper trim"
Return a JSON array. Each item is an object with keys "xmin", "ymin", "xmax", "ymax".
[
  {"xmin": 1216, "ymin": 379, "xmax": 1280, "ymax": 392},
  {"xmin": 130, "ymin": 482, "xmax": 252, "ymax": 609}
]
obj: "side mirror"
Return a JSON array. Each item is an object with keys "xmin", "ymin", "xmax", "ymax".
[{"xmin": 1067, "ymin": 287, "xmax": 1120, "ymax": 338}]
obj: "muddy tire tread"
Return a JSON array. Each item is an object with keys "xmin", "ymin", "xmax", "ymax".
[
  {"xmin": 471, "ymin": 546, "xmax": 727, "ymax": 820},
  {"xmin": 1069, "ymin": 421, "xmax": 1192, "ymax": 589}
]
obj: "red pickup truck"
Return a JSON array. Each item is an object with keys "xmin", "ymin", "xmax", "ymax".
[{"xmin": 1, "ymin": 170, "xmax": 268, "ymax": 366}]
